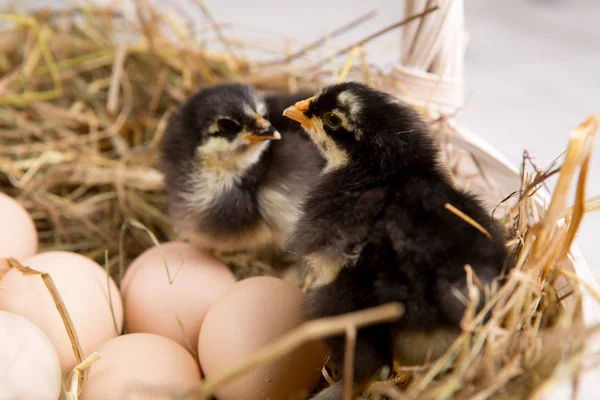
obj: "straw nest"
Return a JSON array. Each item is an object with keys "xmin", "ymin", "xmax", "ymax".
[{"xmin": 1, "ymin": 2, "xmax": 600, "ymax": 399}]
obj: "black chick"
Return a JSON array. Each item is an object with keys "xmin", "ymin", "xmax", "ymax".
[
  {"xmin": 283, "ymin": 82, "xmax": 512, "ymax": 399},
  {"xmin": 160, "ymin": 84, "xmax": 324, "ymax": 266}
]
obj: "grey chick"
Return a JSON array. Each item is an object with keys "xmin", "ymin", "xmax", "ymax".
[
  {"xmin": 160, "ymin": 84, "xmax": 324, "ymax": 268},
  {"xmin": 283, "ymin": 82, "xmax": 512, "ymax": 399}
]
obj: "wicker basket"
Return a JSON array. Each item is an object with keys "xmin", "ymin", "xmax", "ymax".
[{"xmin": 1, "ymin": 0, "xmax": 598, "ymax": 398}]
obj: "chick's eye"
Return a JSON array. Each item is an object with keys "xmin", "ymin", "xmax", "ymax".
[
  {"xmin": 216, "ymin": 119, "xmax": 240, "ymax": 133},
  {"xmin": 323, "ymin": 112, "xmax": 342, "ymax": 129}
]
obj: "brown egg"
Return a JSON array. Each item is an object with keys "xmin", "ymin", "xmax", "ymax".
[
  {"xmin": 198, "ymin": 276, "xmax": 326, "ymax": 400},
  {"xmin": 0, "ymin": 193, "xmax": 38, "ymax": 260},
  {"xmin": 0, "ymin": 258, "xmax": 9, "ymax": 277},
  {"xmin": 122, "ymin": 241, "xmax": 236, "ymax": 351},
  {"xmin": 0, "ymin": 251, "xmax": 123, "ymax": 375},
  {"xmin": 81, "ymin": 333, "xmax": 202, "ymax": 400}
]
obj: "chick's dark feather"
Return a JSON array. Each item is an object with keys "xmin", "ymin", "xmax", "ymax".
[{"xmin": 285, "ymin": 82, "xmax": 512, "ymax": 399}]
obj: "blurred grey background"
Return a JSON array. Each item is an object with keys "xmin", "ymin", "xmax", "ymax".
[{"xmin": 8, "ymin": 0, "xmax": 600, "ymax": 278}]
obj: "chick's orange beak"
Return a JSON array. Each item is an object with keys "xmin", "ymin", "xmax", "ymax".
[
  {"xmin": 283, "ymin": 97, "xmax": 314, "ymax": 129},
  {"xmin": 247, "ymin": 114, "xmax": 281, "ymax": 143}
]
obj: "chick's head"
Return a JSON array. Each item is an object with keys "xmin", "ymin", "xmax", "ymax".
[
  {"xmin": 175, "ymin": 84, "xmax": 280, "ymax": 172},
  {"xmin": 283, "ymin": 81, "xmax": 437, "ymax": 173}
]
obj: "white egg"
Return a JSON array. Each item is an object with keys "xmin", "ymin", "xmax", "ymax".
[{"xmin": 0, "ymin": 311, "xmax": 62, "ymax": 400}]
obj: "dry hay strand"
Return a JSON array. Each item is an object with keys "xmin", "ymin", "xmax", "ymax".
[{"xmin": 1, "ymin": 2, "xmax": 600, "ymax": 400}]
